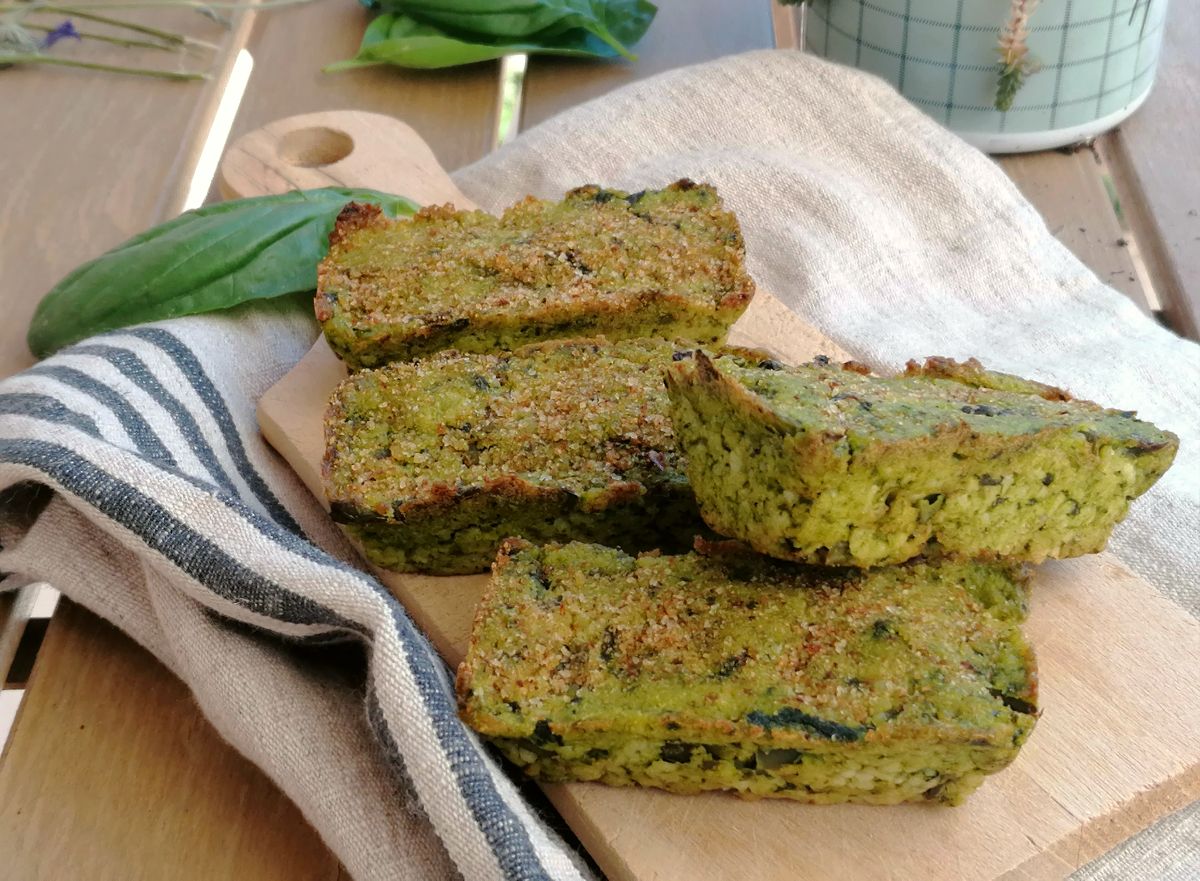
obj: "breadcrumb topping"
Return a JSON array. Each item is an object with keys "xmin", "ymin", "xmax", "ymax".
[
  {"xmin": 325, "ymin": 338, "xmax": 712, "ymax": 516},
  {"xmin": 317, "ymin": 181, "xmax": 754, "ymax": 367},
  {"xmin": 713, "ymin": 355, "xmax": 1176, "ymax": 446},
  {"xmin": 460, "ymin": 540, "xmax": 1036, "ymax": 745}
]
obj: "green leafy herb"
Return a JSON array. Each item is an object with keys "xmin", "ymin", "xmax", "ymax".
[
  {"xmin": 995, "ymin": 0, "xmax": 1039, "ymax": 111},
  {"xmin": 27, "ymin": 188, "xmax": 417, "ymax": 358},
  {"xmin": 994, "ymin": 60, "xmax": 1030, "ymax": 112},
  {"xmin": 330, "ymin": 0, "xmax": 655, "ymax": 71}
]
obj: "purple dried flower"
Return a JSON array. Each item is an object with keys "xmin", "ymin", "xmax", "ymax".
[{"xmin": 41, "ymin": 20, "xmax": 82, "ymax": 50}]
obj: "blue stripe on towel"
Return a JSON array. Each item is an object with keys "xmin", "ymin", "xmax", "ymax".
[
  {"xmin": 0, "ymin": 393, "xmax": 100, "ymax": 438},
  {"xmin": 125, "ymin": 328, "xmax": 303, "ymax": 536},
  {"xmin": 0, "ymin": 427, "xmax": 559, "ymax": 880},
  {"xmin": 365, "ymin": 687, "xmax": 465, "ymax": 879},
  {"xmin": 25, "ymin": 364, "xmax": 177, "ymax": 465},
  {"xmin": 66, "ymin": 343, "xmax": 244, "ymax": 499},
  {"xmin": 0, "ymin": 437, "xmax": 352, "ymax": 632},
  {"xmin": 384, "ymin": 616, "xmax": 554, "ymax": 881}
]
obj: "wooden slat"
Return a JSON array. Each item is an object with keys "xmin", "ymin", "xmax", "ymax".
[
  {"xmin": 0, "ymin": 593, "xmax": 12, "ymax": 685},
  {"xmin": 1101, "ymin": 2, "xmax": 1200, "ymax": 339},
  {"xmin": 0, "ymin": 7, "xmax": 245, "ymax": 378},
  {"xmin": 519, "ymin": 0, "xmax": 775, "ymax": 131},
  {"xmin": 771, "ymin": 0, "xmax": 803, "ymax": 50},
  {"xmin": 223, "ymin": 0, "xmax": 501, "ymax": 175},
  {"xmin": 4, "ymin": 617, "xmax": 49, "ymax": 689},
  {"xmin": 0, "ymin": 601, "xmax": 341, "ymax": 879},
  {"xmin": 998, "ymin": 149, "xmax": 1151, "ymax": 313},
  {"xmin": 1, "ymin": 4, "xmax": 503, "ymax": 875},
  {"xmin": 0, "ymin": 588, "xmax": 37, "ymax": 690}
]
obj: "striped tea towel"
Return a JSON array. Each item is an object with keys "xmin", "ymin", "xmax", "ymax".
[
  {"xmin": 0, "ymin": 303, "xmax": 593, "ymax": 881},
  {"xmin": 2, "ymin": 49, "xmax": 1198, "ymax": 881}
]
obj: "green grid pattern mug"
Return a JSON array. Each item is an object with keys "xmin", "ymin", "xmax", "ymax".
[{"xmin": 805, "ymin": 0, "xmax": 1169, "ymax": 152}]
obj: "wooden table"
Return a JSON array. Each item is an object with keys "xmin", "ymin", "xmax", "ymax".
[{"xmin": 1, "ymin": 1, "xmax": 1196, "ymax": 877}]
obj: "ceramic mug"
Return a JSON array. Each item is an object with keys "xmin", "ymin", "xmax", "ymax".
[{"xmin": 804, "ymin": 0, "xmax": 1169, "ymax": 153}]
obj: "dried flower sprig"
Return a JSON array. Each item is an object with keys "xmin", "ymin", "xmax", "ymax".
[
  {"xmin": 995, "ymin": 0, "xmax": 1040, "ymax": 111},
  {"xmin": 25, "ymin": 19, "xmax": 185, "ymax": 51},
  {"xmin": 41, "ymin": 5, "xmax": 221, "ymax": 50},
  {"xmin": 0, "ymin": 49, "xmax": 207, "ymax": 77},
  {"xmin": 0, "ymin": 0, "xmax": 213, "ymax": 77},
  {"xmin": 39, "ymin": 17, "xmax": 79, "ymax": 46},
  {"xmin": 0, "ymin": 0, "xmax": 312, "ymax": 79}
]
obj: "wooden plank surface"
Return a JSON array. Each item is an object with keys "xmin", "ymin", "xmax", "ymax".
[
  {"xmin": 0, "ymin": 2, "xmax": 504, "ymax": 876},
  {"xmin": 3, "ymin": 1, "xmax": 1190, "ymax": 878},
  {"xmin": 0, "ymin": 593, "xmax": 12, "ymax": 685},
  {"xmin": 771, "ymin": 0, "xmax": 803, "ymax": 50},
  {"xmin": 1103, "ymin": 0, "xmax": 1200, "ymax": 339},
  {"xmin": 0, "ymin": 601, "xmax": 342, "ymax": 880},
  {"xmin": 0, "ymin": 7, "xmax": 241, "ymax": 379},
  {"xmin": 222, "ymin": 0, "xmax": 500, "ymax": 176},
  {"xmin": 519, "ymin": 0, "xmax": 775, "ymax": 130},
  {"xmin": 998, "ymin": 149, "xmax": 1149, "ymax": 312}
]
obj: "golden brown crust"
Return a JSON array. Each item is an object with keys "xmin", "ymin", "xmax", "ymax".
[
  {"xmin": 906, "ymin": 356, "xmax": 1074, "ymax": 402},
  {"xmin": 321, "ymin": 333, "xmax": 710, "ymax": 520},
  {"xmin": 316, "ymin": 202, "xmax": 392, "ymax": 324},
  {"xmin": 320, "ymin": 338, "xmax": 743, "ymax": 572},
  {"xmin": 458, "ymin": 541, "xmax": 1038, "ymax": 752},
  {"xmin": 456, "ymin": 536, "xmax": 534, "ymax": 710},
  {"xmin": 327, "ymin": 201, "xmax": 386, "ymax": 248},
  {"xmin": 316, "ymin": 181, "xmax": 755, "ymax": 367}
]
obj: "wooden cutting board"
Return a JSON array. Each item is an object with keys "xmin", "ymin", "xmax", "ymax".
[{"xmin": 222, "ymin": 110, "xmax": 1200, "ymax": 881}]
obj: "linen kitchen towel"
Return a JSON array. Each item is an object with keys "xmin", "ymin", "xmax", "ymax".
[{"xmin": 2, "ymin": 50, "xmax": 1197, "ymax": 881}]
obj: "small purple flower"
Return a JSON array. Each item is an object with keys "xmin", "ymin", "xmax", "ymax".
[{"xmin": 41, "ymin": 20, "xmax": 82, "ymax": 50}]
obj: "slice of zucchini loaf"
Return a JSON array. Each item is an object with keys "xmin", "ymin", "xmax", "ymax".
[
  {"xmin": 316, "ymin": 179, "xmax": 754, "ymax": 369},
  {"xmin": 323, "ymin": 338, "xmax": 751, "ymax": 575},
  {"xmin": 457, "ymin": 539, "xmax": 1038, "ymax": 805},
  {"xmin": 665, "ymin": 352, "xmax": 1178, "ymax": 568}
]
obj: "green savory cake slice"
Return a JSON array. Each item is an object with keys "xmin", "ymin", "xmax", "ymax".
[
  {"xmin": 457, "ymin": 539, "xmax": 1038, "ymax": 805},
  {"xmin": 323, "ymin": 338, "xmax": 757, "ymax": 575},
  {"xmin": 664, "ymin": 352, "xmax": 1178, "ymax": 568},
  {"xmin": 316, "ymin": 179, "xmax": 754, "ymax": 368}
]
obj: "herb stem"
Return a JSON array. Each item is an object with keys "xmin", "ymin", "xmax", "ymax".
[
  {"xmin": 3, "ymin": 0, "xmax": 311, "ymax": 10},
  {"xmin": 24, "ymin": 20, "xmax": 179, "ymax": 50},
  {"xmin": 0, "ymin": 52, "xmax": 208, "ymax": 77},
  {"xmin": 24, "ymin": 5, "xmax": 219, "ymax": 49},
  {"xmin": 586, "ymin": 21, "xmax": 636, "ymax": 61}
]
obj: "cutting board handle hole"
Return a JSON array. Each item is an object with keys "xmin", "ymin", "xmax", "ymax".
[{"xmin": 277, "ymin": 126, "xmax": 355, "ymax": 168}]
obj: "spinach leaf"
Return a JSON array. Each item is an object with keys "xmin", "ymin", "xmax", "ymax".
[
  {"xmin": 381, "ymin": 0, "xmax": 652, "ymax": 58},
  {"xmin": 328, "ymin": 11, "xmax": 632, "ymax": 70},
  {"xmin": 27, "ymin": 188, "xmax": 417, "ymax": 358},
  {"xmin": 329, "ymin": 0, "xmax": 656, "ymax": 71},
  {"xmin": 328, "ymin": 14, "xmax": 529, "ymax": 70}
]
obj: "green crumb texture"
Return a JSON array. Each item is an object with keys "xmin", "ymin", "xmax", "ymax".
[
  {"xmin": 457, "ymin": 540, "xmax": 1038, "ymax": 805},
  {"xmin": 316, "ymin": 180, "xmax": 755, "ymax": 369},
  {"xmin": 664, "ymin": 352, "xmax": 1179, "ymax": 568},
  {"xmin": 323, "ymin": 339, "xmax": 761, "ymax": 575}
]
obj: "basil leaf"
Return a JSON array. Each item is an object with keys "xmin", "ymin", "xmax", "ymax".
[
  {"xmin": 327, "ymin": 13, "xmax": 589, "ymax": 70},
  {"xmin": 328, "ymin": 14, "xmax": 528, "ymax": 70},
  {"xmin": 575, "ymin": 0, "xmax": 657, "ymax": 55},
  {"xmin": 384, "ymin": 0, "xmax": 650, "ymax": 57},
  {"xmin": 27, "ymin": 188, "xmax": 417, "ymax": 358},
  {"xmin": 328, "ymin": 2, "xmax": 655, "ymax": 71}
]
